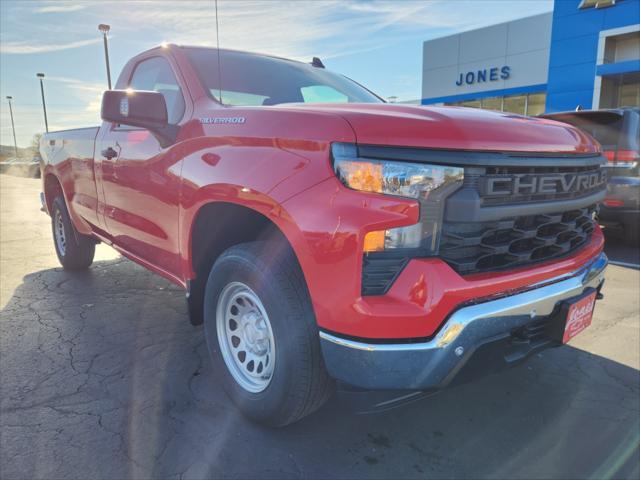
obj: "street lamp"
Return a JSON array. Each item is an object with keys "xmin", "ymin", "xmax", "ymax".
[
  {"xmin": 5, "ymin": 96, "xmax": 19, "ymax": 158},
  {"xmin": 36, "ymin": 73, "xmax": 49, "ymax": 133},
  {"xmin": 98, "ymin": 24, "xmax": 112, "ymax": 89}
]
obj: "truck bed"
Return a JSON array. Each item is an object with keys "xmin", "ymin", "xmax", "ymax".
[{"xmin": 40, "ymin": 127, "xmax": 100, "ymax": 166}]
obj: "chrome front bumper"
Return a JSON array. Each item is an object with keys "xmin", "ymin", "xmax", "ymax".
[{"xmin": 320, "ymin": 252, "xmax": 608, "ymax": 390}]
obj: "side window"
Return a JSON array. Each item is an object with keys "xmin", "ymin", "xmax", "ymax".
[{"xmin": 129, "ymin": 57, "xmax": 185, "ymax": 124}]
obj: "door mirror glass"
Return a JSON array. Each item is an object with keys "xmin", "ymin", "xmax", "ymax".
[
  {"xmin": 101, "ymin": 89, "xmax": 179, "ymax": 147},
  {"xmin": 102, "ymin": 89, "xmax": 168, "ymax": 128}
]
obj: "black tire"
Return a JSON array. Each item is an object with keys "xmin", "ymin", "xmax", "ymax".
[
  {"xmin": 51, "ymin": 196, "xmax": 95, "ymax": 270},
  {"xmin": 203, "ymin": 240, "xmax": 334, "ymax": 427}
]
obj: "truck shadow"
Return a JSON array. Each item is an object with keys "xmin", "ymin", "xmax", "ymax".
[
  {"xmin": 1, "ymin": 258, "xmax": 638, "ymax": 479},
  {"xmin": 604, "ymin": 235, "xmax": 640, "ymax": 266}
]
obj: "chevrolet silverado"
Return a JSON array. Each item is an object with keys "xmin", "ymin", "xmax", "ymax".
[{"xmin": 40, "ymin": 45, "xmax": 608, "ymax": 426}]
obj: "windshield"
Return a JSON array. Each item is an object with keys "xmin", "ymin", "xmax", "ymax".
[{"xmin": 183, "ymin": 47, "xmax": 383, "ymax": 106}]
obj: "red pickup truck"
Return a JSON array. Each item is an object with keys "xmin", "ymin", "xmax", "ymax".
[{"xmin": 40, "ymin": 44, "xmax": 608, "ymax": 426}]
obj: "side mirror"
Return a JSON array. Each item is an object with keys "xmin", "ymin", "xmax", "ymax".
[{"xmin": 101, "ymin": 89, "xmax": 179, "ymax": 147}]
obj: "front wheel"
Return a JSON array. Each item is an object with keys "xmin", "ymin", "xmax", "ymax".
[
  {"xmin": 51, "ymin": 196, "xmax": 95, "ymax": 270},
  {"xmin": 203, "ymin": 241, "xmax": 334, "ymax": 426}
]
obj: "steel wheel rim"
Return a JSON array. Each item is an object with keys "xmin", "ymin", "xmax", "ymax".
[
  {"xmin": 54, "ymin": 210, "xmax": 66, "ymax": 256},
  {"xmin": 216, "ymin": 282, "xmax": 276, "ymax": 393}
]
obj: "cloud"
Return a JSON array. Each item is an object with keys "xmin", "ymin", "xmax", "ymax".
[
  {"xmin": 97, "ymin": 0, "xmax": 466, "ymax": 61},
  {"xmin": 44, "ymin": 77, "xmax": 106, "ymax": 114},
  {"xmin": 342, "ymin": 0, "xmax": 453, "ymax": 29},
  {"xmin": 85, "ymin": 94, "xmax": 104, "ymax": 114},
  {"xmin": 36, "ymin": 4, "xmax": 87, "ymax": 13},
  {"xmin": 0, "ymin": 37, "xmax": 103, "ymax": 55},
  {"xmin": 47, "ymin": 76, "xmax": 106, "ymax": 94}
]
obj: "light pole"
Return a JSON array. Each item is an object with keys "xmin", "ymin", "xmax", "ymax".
[
  {"xmin": 36, "ymin": 73, "xmax": 49, "ymax": 133},
  {"xmin": 5, "ymin": 96, "xmax": 19, "ymax": 158},
  {"xmin": 98, "ymin": 24, "xmax": 112, "ymax": 89}
]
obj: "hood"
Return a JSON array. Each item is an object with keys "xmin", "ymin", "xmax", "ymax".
[{"xmin": 276, "ymin": 103, "xmax": 600, "ymax": 154}]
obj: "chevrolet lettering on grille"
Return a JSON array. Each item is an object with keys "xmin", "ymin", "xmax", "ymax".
[{"xmin": 481, "ymin": 170, "xmax": 607, "ymax": 197}]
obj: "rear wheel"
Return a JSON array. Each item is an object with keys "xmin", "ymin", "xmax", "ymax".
[
  {"xmin": 51, "ymin": 196, "xmax": 95, "ymax": 270},
  {"xmin": 203, "ymin": 241, "xmax": 334, "ymax": 426}
]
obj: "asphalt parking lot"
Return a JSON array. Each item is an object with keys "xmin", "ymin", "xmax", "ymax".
[{"xmin": 1, "ymin": 174, "xmax": 639, "ymax": 480}]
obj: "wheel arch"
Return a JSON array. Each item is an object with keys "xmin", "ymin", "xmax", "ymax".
[
  {"xmin": 43, "ymin": 172, "xmax": 64, "ymax": 215},
  {"xmin": 185, "ymin": 198, "xmax": 310, "ymax": 325}
]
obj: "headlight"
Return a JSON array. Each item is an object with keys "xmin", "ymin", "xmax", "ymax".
[{"xmin": 332, "ymin": 143, "xmax": 464, "ymax": 254}]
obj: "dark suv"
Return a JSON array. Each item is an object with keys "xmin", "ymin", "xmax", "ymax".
[{"xmin": 543, "ymin": 108, "xmax": 640, "ymax": 245}]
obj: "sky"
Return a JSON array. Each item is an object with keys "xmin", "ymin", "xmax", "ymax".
[{"xmin": 0, "ymin": 0, "xmax": 553, "ymax": 148}]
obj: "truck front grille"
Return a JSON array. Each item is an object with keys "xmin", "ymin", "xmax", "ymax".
[
  {"xmin": 479, "ymin": 165, "xmax": 603, "ymax": 206},
  {"xmin": 440, "ymin": 205, "xmax": 597, "ymax": 275}
]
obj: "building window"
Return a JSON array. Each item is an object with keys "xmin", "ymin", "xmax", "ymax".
[
  {"xmin": 526, "ymin": 93, "xmax": 547, "ymax": 116},
  {"xmin": 600, "ymin": 72, "xmax": 640, "ymax": 108},
  {"xmin": 481, "ymin": 97, "xmax": 502, "ymax": 111},
  {"xmin": 578, "ymin": 0, "xmax": 616, "ymax": 9},
  {"xmin": 503, "ymin": 95, "xmax": 526, "ymax": 115},
  {"xmin": 595, "ymin": 28, "xmax": 639, "ymax": 109},
  {"xmin": 445, "ymin": 92, "xmax": 547, "ymax": 116},
  {"xmin": 603, "ymin": 31, "xmax": 640, "ymax": 64},
  {"xmin": 460, "ymin": 99, "xmax": 481, "ymax": 108},
  {"xmin": 619, "ymin": 78, "xmax": 640, "ymax": 107}
]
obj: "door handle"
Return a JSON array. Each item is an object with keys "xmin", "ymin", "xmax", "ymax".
[{"xmin": 101, "ymin": 147, "xmax": 118, "ymax": 160}]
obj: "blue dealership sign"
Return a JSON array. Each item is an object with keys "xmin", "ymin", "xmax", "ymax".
[{"xmin": 456, "ymin": 66, "xmax": 511, "ymax": 86}]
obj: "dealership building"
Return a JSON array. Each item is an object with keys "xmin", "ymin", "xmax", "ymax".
[{"xmin": 421, "ymin": 0, "xmax": 640, "ymax": 114}]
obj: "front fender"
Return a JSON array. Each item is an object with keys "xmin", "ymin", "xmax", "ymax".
[{"xmin": 178, "ymin": 135, "xmax": 336, "ymax": 279}]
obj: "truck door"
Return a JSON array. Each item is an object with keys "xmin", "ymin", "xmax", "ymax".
[{"xmin": 97, "ymin": 55, "xmax": 187, "ymax": 278}]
